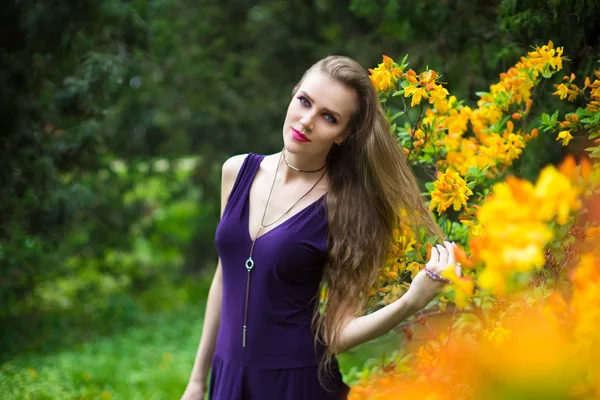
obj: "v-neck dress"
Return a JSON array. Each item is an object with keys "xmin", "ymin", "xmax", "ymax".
[{"xmin": 209, "ymin": 153, "xmax": 349, "ymax": 399}]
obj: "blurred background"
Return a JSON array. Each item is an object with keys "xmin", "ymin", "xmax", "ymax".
[{"xmin": 1, "ymin": 0, "xmax": 599, "ymax": 398}]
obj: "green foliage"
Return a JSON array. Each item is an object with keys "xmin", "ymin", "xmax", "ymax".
[
  {"xmin": 0, "ymin": 159, "xmax": 208, "ymax": 355},
  {"xmin": 0, "ymin": 0, "xmax": 151, "ymax": 349}
]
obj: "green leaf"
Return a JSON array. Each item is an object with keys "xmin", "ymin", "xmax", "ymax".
[
  {"xmin": 466, "ymin": 166, "xmax": 480, "ymax": 177},
  {"xmin": 541, "ymin": 113, "xmax": 550, "ymax": 123},
  {"xmin": 389, "ymin": 111, "xmax": 405, "ymax": 121}
]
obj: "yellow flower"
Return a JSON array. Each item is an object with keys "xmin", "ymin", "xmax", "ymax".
[
  {"xmin": 433, "ymin": 98, "xmax": 451, "ymax": 114},
  {"xmin": 369, "ymin": 55, "xmax": 404, "ymax": 92},
  {"xmin": 534, "ymin": 164, "xmax": 581, "ymax": 224},
  {"xmin": 441, "ymin": 268, "xmax": 474, "ymax": 308},
  {"xmin": 527, "ymin": 40, "xmax": 564, "ymax": 74},
  {"xmin": 406, "ymin": 261, "xmax": 422, "ymax": 279},
  {"xmin": 429, "ymin": 169, "xmax": 473, "ymax": 214},
  {"xmin": 369, "ymin": 67, "xmax": 395, "ymax": 92},
  {"xmin": 477, "ymin": 267, "xmax": 507, "ymax": 295},
  {"xmin": 382, "ymin": 55, "xmax": 394, "ymax": 69},
  {"xmin": 484, "ymin": 323, "xmax": 512, "ymax": 345},
  {"xmin": 557, "ymin": 130, "xmax": 574, "ymax": 146},
  {"xmin": 419, "ymin": 69, "xmax": 438, "ymax": 85},
  {"xmin": 404, "ymin": 85, "xmax": 429, "ymax": 107},
  {"xmin": 554, "ymin": 83, "xmax": 569, "ymax": 100},
  {"xmin": 429, "ymin": 85, "xmax": 450, "ymax": 110},
  {"xmin": 470, "ymin": 176, "xmax": 554, "ymax": 295},
  {"xmin": 461, "ymin": 219, "xmax": 483, "ymax": 237}
]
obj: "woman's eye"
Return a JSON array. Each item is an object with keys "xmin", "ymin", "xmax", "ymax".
[
  {"xmin": 298, "ymin": 96, "xmax": 310, "ymax": 106},
  {"xmin": 324, "ymin": 114, "xmax": 337, "ymax": 123}
]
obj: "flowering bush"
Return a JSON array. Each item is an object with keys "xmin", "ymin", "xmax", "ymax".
[{"xmin": 355, "ymin": 42, "xmax": 600, "ymax": 399}]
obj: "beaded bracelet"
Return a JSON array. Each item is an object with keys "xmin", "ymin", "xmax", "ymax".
[{"xmin": 424, "ymin": 268, "xmax": 452, "ymax": 284}]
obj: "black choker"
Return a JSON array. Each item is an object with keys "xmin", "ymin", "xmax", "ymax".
[{"xmin": 282, "ymin": 149, "xmax": 327, "ymax": 173}]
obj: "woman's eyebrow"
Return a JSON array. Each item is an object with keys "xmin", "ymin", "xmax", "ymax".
[{"xmin": 299, "ymin": 91, "xmax": 342, "ymax": 121}]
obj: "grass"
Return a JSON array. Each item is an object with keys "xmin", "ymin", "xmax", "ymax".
[
  {"xmin": 1, "ymin": 306, "xmax": 205, "ymax": 400},
  {"xmin": 1, "ymin": 302, "xmax": 402, "ymax": 400}
]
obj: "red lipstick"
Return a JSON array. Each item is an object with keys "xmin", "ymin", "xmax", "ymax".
[{"xmin": 291, "ymin": 128, "xmax": 310, "ymax": 143}]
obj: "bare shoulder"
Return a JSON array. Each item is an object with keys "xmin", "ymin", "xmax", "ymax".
[
  {"xmin": 221, "ymin": 154, "xmax": 249, "ymax": 204},
  {"xmin": 222, "ymin": 153, "xmax": 248, "ymax": 183}
]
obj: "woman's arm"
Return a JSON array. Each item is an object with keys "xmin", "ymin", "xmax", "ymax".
[
  {"xmin": 333, "ymin": 241, "xmax": 457, "ymax": 354},
  {"xmin": 185, "ymin": 260, "xmax": 223, "ymax": 388},
  {"xmin": 182, "ymin": 154, "xmax": 248, "ymax": 397}
]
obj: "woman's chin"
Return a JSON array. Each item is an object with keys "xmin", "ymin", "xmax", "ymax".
[{"xmin": 283, "ymin": 136, "xmax": 302, "ymax": 153}]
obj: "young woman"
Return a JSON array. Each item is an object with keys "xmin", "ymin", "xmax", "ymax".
[{"xmin": 181, "ymin": 56, "xmax": 459, "ymax": 399}]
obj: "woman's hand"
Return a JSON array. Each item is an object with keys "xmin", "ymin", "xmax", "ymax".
[
  {"xmin": 405, "ymin": 240, "xmax": 460, "ymax": 311},
  {"xmin": 181, "ymin": 379, "xmax": 207, "ymax": 400}
]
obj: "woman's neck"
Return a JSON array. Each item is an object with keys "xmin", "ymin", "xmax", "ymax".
[
  {"xmin": 279, "ymin": 148, "xmax": 328, "ymax": 184},
  {"xmin": 283, "ymin": 147, "xmax": 327, "ymax": 170}
]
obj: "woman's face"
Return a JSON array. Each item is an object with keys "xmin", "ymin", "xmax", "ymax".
[{"xmin": 283, "ymin": 69, "xmax": 358, "ymax": 157}]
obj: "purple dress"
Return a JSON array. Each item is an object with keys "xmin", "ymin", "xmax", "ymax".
[{"xmin": 209, "ymin": 153, "xmax": 349, "ymax": 399}]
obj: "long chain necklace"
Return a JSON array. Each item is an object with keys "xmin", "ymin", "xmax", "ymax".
[
  {"xmin": 242, "ymin": 151, "xmax": 327, "ymax": 348},
  {"xmin": 282, "ymin": 148, "xmax": 327, "ymax": 173}
]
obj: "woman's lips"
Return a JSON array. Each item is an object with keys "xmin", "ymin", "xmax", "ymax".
[{"xmin": 291, "ymin": 128, "xmax": 310, "ymax": 142}]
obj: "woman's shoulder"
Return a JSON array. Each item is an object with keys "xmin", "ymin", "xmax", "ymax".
[
  {"xmin": 222, "ymin": 153, "xmax": 249, "ymax": 172},
  {"xmin": 221, "ymin": 153, "xmax": 250, "ymax": 184}
]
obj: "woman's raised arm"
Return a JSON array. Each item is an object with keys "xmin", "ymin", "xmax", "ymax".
[{"xmin": 332, "ymin": 241, "xmax": 457, "ymax": 354}]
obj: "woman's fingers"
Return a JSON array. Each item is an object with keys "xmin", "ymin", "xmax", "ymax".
[
  {"xmin": 445, "ymin": 241, "xmax": 462, "ymax": 277},
  {"xmin": 427, "ymin": 241, "xmax": 462, "ymax": 277},
  {"xmin": 436, "ymin": 244, "xmax": 448, "ymax": 266},
  {"xmin": 456, "ymin": 263, "xmax": 462, "ymax": 277},
  {"xmin": 427, "ymin": 246, "xmax": 440, "ymax": 267},
  {"xmin": 445, "ymin": 241, "xmax": 456, "ymax": 265}
]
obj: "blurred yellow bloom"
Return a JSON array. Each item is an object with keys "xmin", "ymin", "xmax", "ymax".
[
  {"xmin": 534, "ymin": 164, "xmax": 581, "ymax": 224},
  {"xmin": 477, "ymin": 266, "xmax": 507, "ymax": 295},
  {"xmin": 441, "ymin": 268, "xmax": 474, "ymax": 308},
  {"xmin": 470, "ymin": 163, "xmax": 583, "ymax": 296},
  {"xmin": 484, "ymin": 323, "xmax": 512, "ymax": 345},
  {"xmin": 471, "ymin": 177, "xmax": 553, "ymax": 294}
]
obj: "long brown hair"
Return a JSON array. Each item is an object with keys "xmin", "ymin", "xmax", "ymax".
[{"xmin": 293, "ymin": 56, "xmax": 444, "ymax": 382}]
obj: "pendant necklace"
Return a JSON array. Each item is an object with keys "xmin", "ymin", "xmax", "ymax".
[{"xmin": 242, "ymin": 150, "xmax": 327, "ymax": 348}]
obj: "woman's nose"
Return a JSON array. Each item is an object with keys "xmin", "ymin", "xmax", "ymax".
[{"xmin": 299, "ymin": 111, "xmax": 316, "ymax": 130}]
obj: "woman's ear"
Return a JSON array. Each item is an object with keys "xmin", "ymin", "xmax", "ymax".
[{"xmin": 335, "ymin": 129, "xmax": 350, "ymax": 145}]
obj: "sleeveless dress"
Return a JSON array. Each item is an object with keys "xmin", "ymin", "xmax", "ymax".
[{"xmin": 209, "ymin": 153, "xmax": 350, "ymax": 399}]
